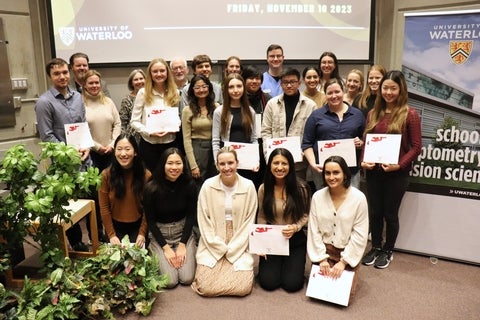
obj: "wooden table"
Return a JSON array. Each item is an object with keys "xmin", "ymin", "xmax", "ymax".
[
  {"xmin": 59, "ymin": 199, "xmax": 99, "ymax": 258},
  {"xmin": 5, "ymin": 199, "xmax": 99, "ymax": 288}
]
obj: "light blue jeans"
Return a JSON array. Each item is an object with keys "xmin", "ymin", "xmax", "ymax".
[{"xmin": 149, "ymin": 218, "xmax": 197, "ymax": 288}]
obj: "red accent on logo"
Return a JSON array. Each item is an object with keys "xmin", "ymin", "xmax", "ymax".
[
  {"xmin": 323, "ymin": 142, "xmax": 339, "ymax": 148},
  {"xmin": 371, "ymin": 136, "xmax": 385, "ymax": 142},
  {"xmin": 272, "ymin": 139, "xmax": 287, "ymax": 145},
  {"xmin": 255, "ymin": 227, "xmax": 272, "ymax": 233}
]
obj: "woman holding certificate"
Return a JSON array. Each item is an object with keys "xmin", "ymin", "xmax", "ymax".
[
  {"xmin": 307, "ymin": 155, "xmax": 368, "ymax": 299},
  {"xmin": 360, "ymin": 70, "xmax": 422, "ymax": 269},
  {"xmin": 302, "ymin": 78, "xmax": 365, "ymax": 191},
  {"xmin": 130, "ymin": 58, "xmax": 182, "ymax": 172},
  {"xmin": 257, "ymin": 148, "xmax": 311, "ymax": 292},
  {"xmin": 191, "ymin": 146, "xmax": 257, "ymax": 296},
  {"xmin": 212, "ymin": 73, "xmax": 259, "ymax": 184}
]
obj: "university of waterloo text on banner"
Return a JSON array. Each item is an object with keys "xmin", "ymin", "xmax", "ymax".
[{"xmin": 402, "ymin": 10, "xmax": 480, "ymax": 200}]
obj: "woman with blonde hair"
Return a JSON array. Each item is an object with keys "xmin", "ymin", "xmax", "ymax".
[
  {"xmin": 191, "ymin": 146, "xmax": 257, "ymax": 296},
  {"xmin": 83, "ymin": 69, "xmax": 121, "ymax": 172},
  {"xmin": 354, "ymin": 65, "xmax": 387, "ymax": 117},
  {"xmin": 130, "ymin": 58, "xmax": 183, "ymax": 171},
  {"xmin": 344, "ymin": 69, "xmax": 364, "ymax": 106}
]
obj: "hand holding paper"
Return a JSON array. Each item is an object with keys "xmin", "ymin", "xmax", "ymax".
[{"xmin": 249, "ymin": 224, "xmax": 289, "ymax": 256}]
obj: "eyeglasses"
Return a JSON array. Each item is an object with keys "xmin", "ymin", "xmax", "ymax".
[
  {"xmin": 193, "ymin": 85, "xmax": 209, "ymax": 90},
  {"xmin": 281, "ymin": 80, "xmax": 299, "ymax": 86}
]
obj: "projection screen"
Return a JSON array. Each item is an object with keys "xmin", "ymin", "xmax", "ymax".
[{"xmin": 47, "ymin": 0, "xmax": 374, "ymax": 65}]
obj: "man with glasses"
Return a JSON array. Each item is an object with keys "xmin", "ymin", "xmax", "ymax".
[
  {"xmin": 170, "ymin": 57, "xmax": 190, "ymax": 90},
  {"xmin": 261, "ymin": 68, "xmax": 316, "ymax": 180},
  {"xmin": 261, "ymin": 44, "xmax": 284, "ymax": 97}
]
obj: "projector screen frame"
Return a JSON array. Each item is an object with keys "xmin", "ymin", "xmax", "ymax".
[{"xmin": 46, "ymin": 0, "xmax": 376, "ymax": 68}]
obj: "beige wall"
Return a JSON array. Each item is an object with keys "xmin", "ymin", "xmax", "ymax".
[{"xmin": 0, "ymin": 0, "xmax": 479, "ymax": 149}]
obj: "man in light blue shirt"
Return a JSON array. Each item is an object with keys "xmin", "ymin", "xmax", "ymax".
[
  {"xmin": 35, "ymin": 57, "xmax": 90, "ymax": 252},
  {"xmin": 261, "ymin": 44, "xmax": 284, "ymax": 97}
]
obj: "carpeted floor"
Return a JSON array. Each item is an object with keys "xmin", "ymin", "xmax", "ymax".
[
  {"xmin": 118, "ymin": 248, "xmax": 480, "ymax": 320},
  {"xmin": 9, "ymin": 224, "xmax": 479, "ymax": 320}
]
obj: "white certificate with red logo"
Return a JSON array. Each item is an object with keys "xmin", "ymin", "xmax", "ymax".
[
  {"xmin": 317, "ymin": 138, "xmax": 356, "ymax": 167},
  {"xmin": 248, "ymin": 224, "xmax": 289, "ymax": 256},
  {"xmin": 306, "ymin": 264, "xmax": 354, "ymax": 306},
  {"xmin": 223, "ymin": 142, "xmax": 259, "ymax": 170},
  {"xmin": 266, "ymin": 136, "xmax": 302, "ymax": 162},
  {"xmin": 145, "ymin": 106, "xmax": 180, "ymax": 133},
  {"xmin": 64, "ymin": 122, "xmax": 94, "ymax": 149},
  {"xmin": 363, "ymin": 134, "xmax": 401, "ymax": 164}
]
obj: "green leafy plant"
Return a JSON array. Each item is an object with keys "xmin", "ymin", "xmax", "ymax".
[
  {"xmin": 0, "ymin": 283, "xmax": 19, "ymax": 320},
  {"xmin": 14, "ymin": 237, "xmax": 168, "ymax": 319},
  {"xmin": 0, "ymin": 142, "xmax": 101, "ymax": 272}
]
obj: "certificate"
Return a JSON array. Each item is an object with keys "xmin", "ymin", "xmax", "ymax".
[
  {"xmin": 64, "ymin": 122, "xmax": 94, "ymax": 149},
  {"xmin": 306, "ymin": 264, "xmax": 354, "ymax": 306},
  {"xmin": 266, "ymin": 136, "xmax": 303, "ymax": 162},
  {"xmin": 145, "ymin": 106, "xmax": 180, "ymax": 133},
  {"xmin": 363, "ymin": 134, "xmax": 402, "ymax": 164},
  {"xmin": 223, "ymin": 142, "xmax": 259, "ymax": 170},
  {"xmin": 248, "ymin": 224, "xmax": 289, "ymax": 256},
  {"xmin": 317, "ymin": 138, "xmax": 356, "ymax": 167}
]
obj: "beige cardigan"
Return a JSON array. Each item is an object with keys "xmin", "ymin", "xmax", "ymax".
[{"xmin": 196, "ymin": 174, "xmax": 258, "ymax": 271}]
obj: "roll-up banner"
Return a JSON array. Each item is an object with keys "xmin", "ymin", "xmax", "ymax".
[{"xmin": 398, "ymin": 10, "xmax": 480, "ymax": 264}]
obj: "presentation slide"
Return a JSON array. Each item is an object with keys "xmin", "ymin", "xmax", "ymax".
[{"xmin": 48, "ymin": 0, "xmax": 372, "ymax": 64}]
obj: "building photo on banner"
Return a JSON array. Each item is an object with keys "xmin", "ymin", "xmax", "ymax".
[{"xmin": 398, "ymin": 9, "xmax": 480, "ymax": 264}]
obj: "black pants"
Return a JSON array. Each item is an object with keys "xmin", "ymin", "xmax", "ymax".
[
  {"xmin": 139, "ymin": 138, "xmax": 178, "ymax": 172},
  {"xmin": 112, "ymin": 218, "xmax": 146, "ymax": 246},
  {"xmin": 366, "ymin": 169, "xmax": 409, "ymax": 251},
  {"xmin": 257, "ymin": 230, "xmax": 307, "ymax": 292}
]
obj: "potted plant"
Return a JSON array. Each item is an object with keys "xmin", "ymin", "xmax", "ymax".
[
  {"xmin": 0, "ymin": 142, "xmax": 101, "ymax": 273},
  {"xmin": 14, "ymin": 238, "xmax": 168, "ymax": 319}
]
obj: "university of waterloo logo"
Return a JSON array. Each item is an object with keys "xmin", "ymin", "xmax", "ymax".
[
  {"xmin": 59, "ymin": 27, "xmax": 75, "ymax": 46},
  {"xmin": 449, "ymin": 40, "xmax": 473, "ymax": 64}
]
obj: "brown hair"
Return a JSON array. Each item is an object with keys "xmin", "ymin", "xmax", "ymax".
[{"xmin": 220, "ymin": 73, "xmax": 253, "ymax": 140}]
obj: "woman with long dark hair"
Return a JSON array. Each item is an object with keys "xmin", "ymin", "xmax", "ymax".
[
  {"xmin": 360, "ymin": 70, "xmax": 422, "ymax": 269},
  {"xmin": 98, "ymin": 134, "xmax": 150, "ymax": 247},
  {"xmin": 181, "ymin": 74, "xmax": 217, "ymax": 188},
  {"xmin": 307, "ymin": 155, "xmax": 369, "ymax": 300},
  {"xmin": 144, "ymin": 147, "xmax": 197, "ymax": 288},
  {"xmin": 257, "ymin": 148, "xmax": 311, "ymax": 292}
]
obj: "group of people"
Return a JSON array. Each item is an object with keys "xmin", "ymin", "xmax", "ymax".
[{"xmin": 34, "ymin": 44, "xmax": 422, "ymax": 300}]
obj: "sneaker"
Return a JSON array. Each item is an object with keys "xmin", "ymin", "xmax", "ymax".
[
  {"xmin": 362, "ymin": 247, "xmax": 381, "ymax": 266},
  {"xmin": 374, "ymin": 250, "xmax": 393, "ymax": 269}
]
